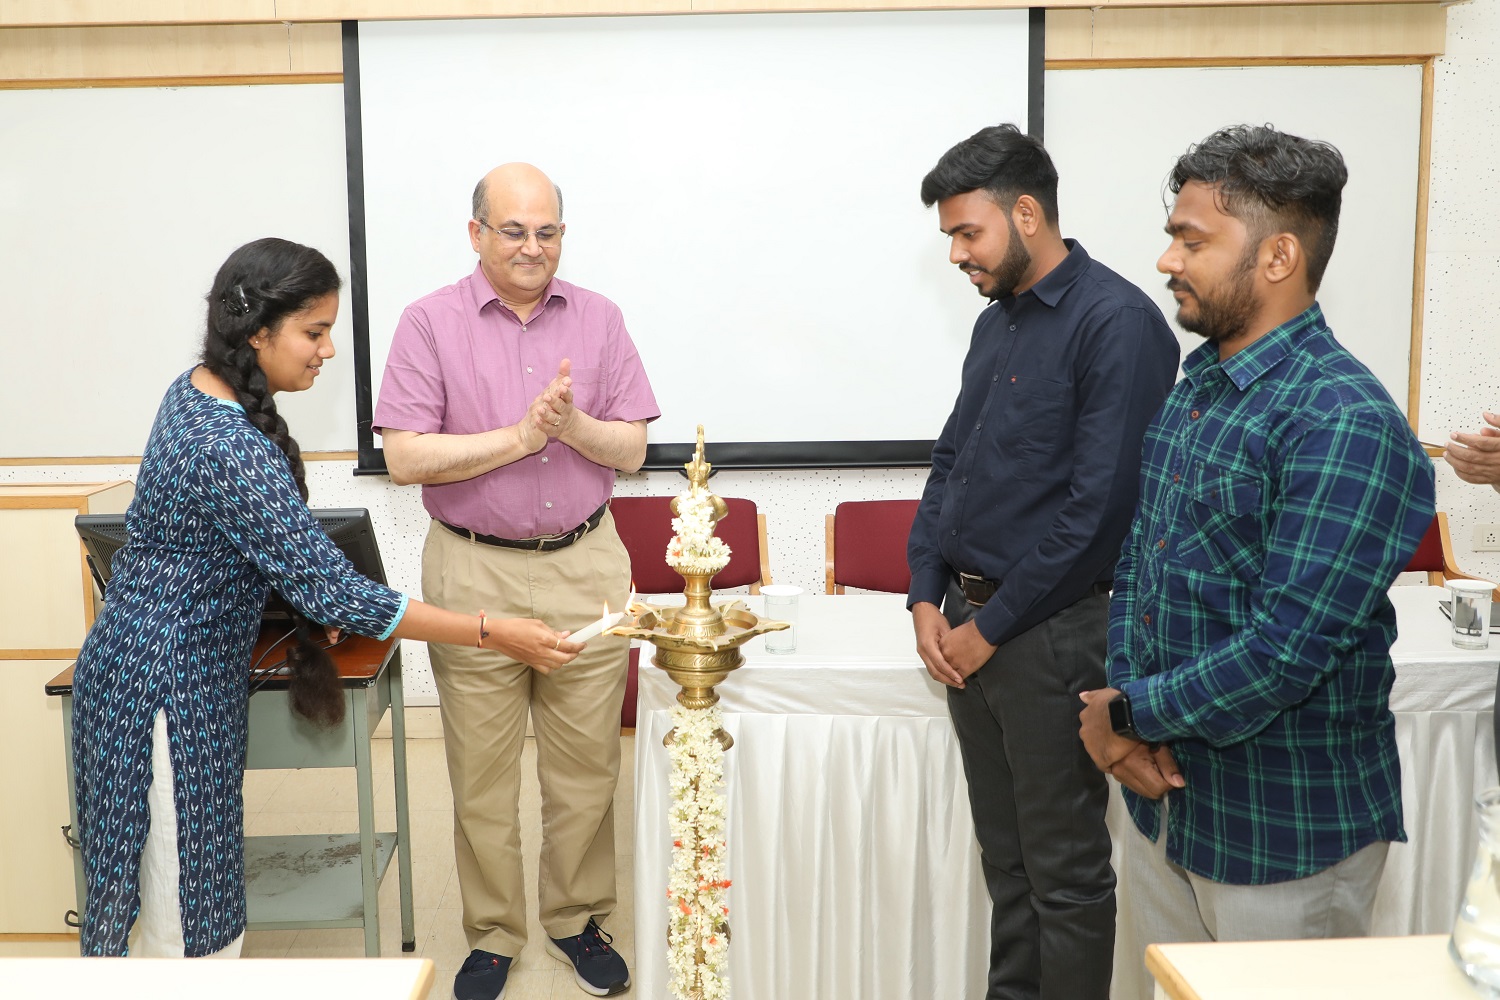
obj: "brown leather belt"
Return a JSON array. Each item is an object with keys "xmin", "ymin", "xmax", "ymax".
[
  {"xmin": 440, "ymin": 502, "xmax": 608, "ymax": 553},
  {"xmin": 957, "ymin": 571, "xmax": 1112, "ymax": 607}
]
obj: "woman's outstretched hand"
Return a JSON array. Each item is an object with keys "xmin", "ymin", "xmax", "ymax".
[{"xmin": 483, "ymin": 618, "xmax": 584, "ymax": 674}]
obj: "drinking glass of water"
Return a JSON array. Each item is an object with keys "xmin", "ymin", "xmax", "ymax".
[{"xmin": 1451, "ymin": 787, "xmax": 1500, "ymax": 995}]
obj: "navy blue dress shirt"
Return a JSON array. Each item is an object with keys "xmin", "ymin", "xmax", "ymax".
[{"xmin": 908, "ymin": 240, "xmax": 1180, "ymax": 647}]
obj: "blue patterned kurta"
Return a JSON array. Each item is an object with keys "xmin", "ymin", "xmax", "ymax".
[{"xmin": 72, "ymin": 371, "xmax": 408, "ymax": 956}]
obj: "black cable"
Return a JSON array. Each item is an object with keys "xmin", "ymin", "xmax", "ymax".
[
  {"xmin": 246, "ymin": 626, "xmax": 297, "ymax": 695},
  {"xmin": 247, "ymin": 628, "xmax": 351, "ymax": 697}
]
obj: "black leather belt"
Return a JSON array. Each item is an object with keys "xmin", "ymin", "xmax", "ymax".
[
  {"xmin": 440, "ymin": 502, "xmax": 608, "ymax": 553},
  {"xmin": 957, "ymin": 571, "xmax": 1112, "ymax": 607}
]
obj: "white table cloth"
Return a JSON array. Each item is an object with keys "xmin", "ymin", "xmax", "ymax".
[{"xmin": 632, "ymin": 587, "xmax": 1497, "ymax": 1000}]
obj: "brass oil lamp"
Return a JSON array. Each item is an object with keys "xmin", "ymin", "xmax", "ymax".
[{"xmin": 608, "ymin": 425, "xmax": 788, "ymax": 749}]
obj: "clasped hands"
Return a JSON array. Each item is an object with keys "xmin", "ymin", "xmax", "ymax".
[
  {"xmin": 519, "ymin": 358, "xmax": 578, "ymax": 454},
  {"xmin": 1078, "ymin": 688, "xmax": 1185, "ymax": 800},
  {"xmin": 913, "ymin": 605, "xmax": 1185, "ymax": 797},
  {"xmin": 912, "ymin": 603, "xmax": 998, "ymax": 689}
]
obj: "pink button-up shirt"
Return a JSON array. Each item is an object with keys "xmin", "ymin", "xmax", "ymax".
[{"xmin": 374, "ymin": 266, "xmax": 659, "ymax": 539}]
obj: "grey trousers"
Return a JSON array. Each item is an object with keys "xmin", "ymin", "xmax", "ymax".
[
  {"xmin": 1123, "ymin": 801, "xmax": 1389, "ymax": 1000},
  {"xmin": 945, "ymin": 585, "xmax": 1116, "ymax": 1000}
]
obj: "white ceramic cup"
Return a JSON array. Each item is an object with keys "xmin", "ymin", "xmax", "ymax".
[
  {"xmin": 760, "ymin": 585, "xmax": 802, "ymax": 654},
  {"xmin": 1449, "ymin": 579, "xmax": 1495, "ymax": 650}
]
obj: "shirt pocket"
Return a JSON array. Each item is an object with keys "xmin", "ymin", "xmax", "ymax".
[
  {"xmin": 1004, "ymin": 375, "xmax": 1070, "ymax": 473},
  {"xmin": 1177, "ymin": 466, "xmax": 1266, "ymax": 577},
  {"xmin": 569, "ymin": 366, "xmax": 605, "ymax": 415}
]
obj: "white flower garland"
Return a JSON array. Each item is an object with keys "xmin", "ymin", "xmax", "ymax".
[
  {"xmin": 666, "ymin": 489, "xmax": 731, "ymax": 577},
  {"xmin": 666, "ymin": 702, "xmax": 731, "ymax": 1000}
]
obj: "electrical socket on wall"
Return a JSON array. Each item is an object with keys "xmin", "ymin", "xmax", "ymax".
[{"xmin": 1476, "ymin": 524, "xmax": 1500, "ymax": 552}]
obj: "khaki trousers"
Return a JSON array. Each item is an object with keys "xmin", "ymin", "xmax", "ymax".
[{"xmin": 423, "ymin": 513, "xmax": 631, "ymax": 957}]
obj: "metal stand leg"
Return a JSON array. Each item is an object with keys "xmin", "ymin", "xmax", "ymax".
[
  {"xmin": 352, "ymin": 689, "xmax": 379, "ymax": 957},
  {"xmin": 390, "ymin": 651, "xmax": 416, "ymax": 952},
  {"xmin": 61, "ymin": 694, "xmax": 87, "ymax": 935}
]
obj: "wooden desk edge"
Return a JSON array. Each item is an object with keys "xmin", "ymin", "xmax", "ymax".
[
  {"xmin": 410, "ymin": 958, "xmax": 435, "ymax": 1000},
  {"xmin": 43, "ymin": 629, "xmax": 398, "ymax": 695},
  {"xmin": 1146, "ymin": 942, "xmax": 1204, "ymax": 1000}
]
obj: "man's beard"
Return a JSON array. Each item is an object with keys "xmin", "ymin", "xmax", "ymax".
[
  {"xmin": 968, "ymin": 215, "xmax": 1032, "ymax": 301},
  {"xmin": 1170, "ymin": 245, "xmax": 1259, "ymax": 344}
]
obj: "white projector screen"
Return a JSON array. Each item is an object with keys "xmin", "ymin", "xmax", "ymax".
[{"xmin": 353, "ymin": 11, "xmax": 1031, "ymax": 468}]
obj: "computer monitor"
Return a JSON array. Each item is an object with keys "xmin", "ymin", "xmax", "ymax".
[{"xmin": 75, "ymin": 508, "xmax": 391, "ymax": 618}]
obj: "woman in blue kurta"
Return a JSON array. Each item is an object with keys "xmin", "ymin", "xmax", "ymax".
[{"xmin": 73, "ymin": 238, "xmax": 584, "ymax": 957}]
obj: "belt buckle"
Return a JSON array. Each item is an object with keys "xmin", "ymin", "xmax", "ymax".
[
  {"xmin": 533, "ymin": 530, "xmax": 569, "ymax": 552},
  {"xmin": 531, "ymin": 522, "xmax": 582, "ymax": 552},
  {"xmin": 958, "ymin": 571, "xmax": 990, "ymax": 608}
]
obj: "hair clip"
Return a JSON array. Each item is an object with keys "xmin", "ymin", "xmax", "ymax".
[{"xmin": 224, "ymin": 284, "xmax": 250, "ymax": 317}]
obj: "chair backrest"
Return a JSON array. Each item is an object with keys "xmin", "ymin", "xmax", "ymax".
[
  {"xmin": 610, "ymin": 496, "xmax": 770, "ymax": 594},
  {"xmin": 1403, "ymin": 511, "xmax": 1500, "ymax": 600},
  {"xmin": 1404, "ymin": 513, "xmax": 1446, "ymax": 576},
  {"xmin": 825, "ymin": 499, "xmax": 919, "ymax": 595}
]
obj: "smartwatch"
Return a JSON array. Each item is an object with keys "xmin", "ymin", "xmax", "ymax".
[{"xmin": 1108, "ymin": 691, "xmax": 1147, "ymax": 743}]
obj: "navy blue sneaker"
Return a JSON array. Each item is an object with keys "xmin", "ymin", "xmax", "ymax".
[
  {"xmin": 453, "ymin": 949, "xmax": 512, "ymax": 1000},
  {"xmin": 546, "ymin": 917, "xmax": 631, "ymax": 996}
]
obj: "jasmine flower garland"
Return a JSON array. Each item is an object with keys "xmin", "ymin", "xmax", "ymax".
[
  {"xmin": 665, "ymin": 489, "xmax": 731, "ymax": 577},
  {"xmin": 666, "ymin": 702, "xmax": 731, "ymax": 999}
]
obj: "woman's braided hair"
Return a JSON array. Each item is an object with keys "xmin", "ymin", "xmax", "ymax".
[{"xmin": 201, "ymin": 238, "xmax": 345, "ymax": 728}]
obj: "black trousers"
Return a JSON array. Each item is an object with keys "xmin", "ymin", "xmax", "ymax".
[{"xmin": 945, "ymin": 583, "xmax": 1116, "ymax": 1000}]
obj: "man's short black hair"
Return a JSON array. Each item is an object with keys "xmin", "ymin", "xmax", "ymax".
[
  {"xmin": 1169, "ymin": 124, "xmax": 1347, "ymax": 292},
  {"xmin": 920, "ymin": 123, "xmax": 1060, "ymax": 228}
]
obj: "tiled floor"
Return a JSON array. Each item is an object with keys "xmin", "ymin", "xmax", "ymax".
[{"xmin": 1, "ymin": 734, "xmax": 638, "ymax": 1000}]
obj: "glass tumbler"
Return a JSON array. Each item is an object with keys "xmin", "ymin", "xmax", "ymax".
[{"xmin": 1451, "ymin": 787, "xmax": 1500, "ymax": 996}]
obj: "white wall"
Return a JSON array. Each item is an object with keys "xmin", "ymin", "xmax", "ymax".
[
  {"xmin": 1418, "ymin": 0, "xmax": 1500, "ymax": 583},
  {"xmin": 1047, "ymin": 63, "xmax": 1422, "ymax": 410},
  {"xmin": 0, "ymin": 84, "xmax": 353, "ymax": 457}
]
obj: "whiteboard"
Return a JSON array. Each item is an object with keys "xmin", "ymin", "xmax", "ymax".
[
  {"xmin": 1045, "ymin": 64, "xmax": 1422, "ymax": 411},
  {"xmin": 0, "ymin": 84, "xmax": 353, "ymax": 458},
  {"xmin": 355, "ymin": 11, "xmax": 1031, "ymax": 454}
]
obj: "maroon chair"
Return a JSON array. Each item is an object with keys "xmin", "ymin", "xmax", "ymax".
[
  {"xmin": 609, "ymin": 496, "xmax": 772, "ymax": 730},
  {"xmin": 1404, "ymin": 515, "xmax": 1446, "ymax": 582},
  {"xmin": 622, "ymin": 646, "xmax": 642, "ymax": 730},
  {"xmin": 1404, "ymin": 511, "xmax": 1500, "ymax": 600},
  {"xmin": 825, "ymin": 499, "xmax": 920, "ymax": 595},
  {"xmin": 609, "ymin": 496, "xmax": 771, "ymax": 593}
]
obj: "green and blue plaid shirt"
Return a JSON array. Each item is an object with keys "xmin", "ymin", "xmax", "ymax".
[{"xmin": 1109, "ymin": 304, "xmax": 1435, "ymax": 885}]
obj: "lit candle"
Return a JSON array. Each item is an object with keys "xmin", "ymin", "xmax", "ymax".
[{"xmin": 569, "ymin": 603, "xmax": 625, "ymax": 644}]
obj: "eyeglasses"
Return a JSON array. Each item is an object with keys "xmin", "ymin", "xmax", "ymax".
[{"xmin": 478, "ymin": 220, "xmax": 563, "ymax": 249}]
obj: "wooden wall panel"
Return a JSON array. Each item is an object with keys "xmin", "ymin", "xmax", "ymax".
[
  {"xmin": 0, "ymin": 22, "xmax": 341, "ymax": 84},
  {"xmin": 1047, "ymin": 4, "xmax": 1445, "ymax": 65},
  {"xmin": 0, "ymin": 4, "xmax": 1446, "ymax": 86},
  {"xmin": 0, "ymin": 0, "xmax": 1444, "ymax": 29},
  {"xmin": 0, "ymin": 1, "xmax": 276, "ymax": 26}
]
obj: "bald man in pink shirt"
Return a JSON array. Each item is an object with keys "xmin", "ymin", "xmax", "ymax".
[{"xmin": 376, "ymin": 163, "xmax": 657, "ymax": 1000}]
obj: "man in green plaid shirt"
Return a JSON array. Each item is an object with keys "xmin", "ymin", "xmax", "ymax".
[{"xmin": 1078, "ymin": 125, "xmax": 1435, "ymax": 995}]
